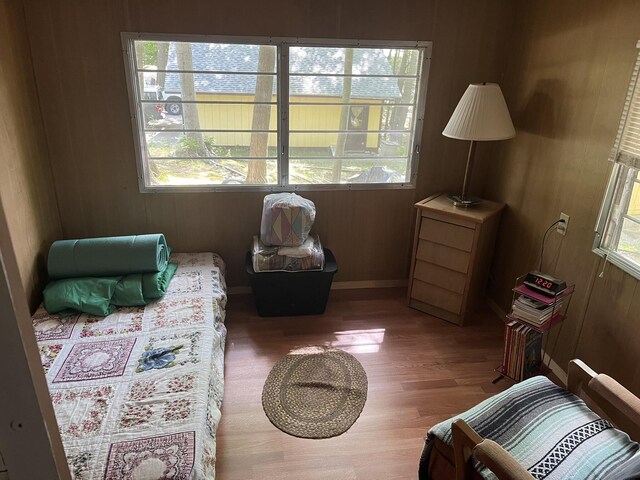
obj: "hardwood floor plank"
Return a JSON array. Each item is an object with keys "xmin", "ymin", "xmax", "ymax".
[
  {"xmin": 216, "ymin": 288, "xmax": 509, "ymax": 479},
  {"xmin": 401, "ymin": 378, "xmax": 466, "ymax": 391}
]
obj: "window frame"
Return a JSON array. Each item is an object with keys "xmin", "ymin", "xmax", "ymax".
[
  {"xmin": 593, "ymin": 162, "xmax": 640, "ymax": 279},
  {"xmin": 121, "ymin": 33, "xmax": 432, "ymax": 193},
  {"xmin": 593, "ymin": 40, "xmax": 640, "ymax": 280}
]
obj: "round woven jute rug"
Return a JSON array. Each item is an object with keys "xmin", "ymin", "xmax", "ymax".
[{"xmin": 262, "ymin": 345, "xmax": 368, "ymax": 439}]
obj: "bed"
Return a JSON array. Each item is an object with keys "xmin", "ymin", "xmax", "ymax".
[{"xmin": 32, "ymin": 252, "xmax": 227, "ymax": 480}]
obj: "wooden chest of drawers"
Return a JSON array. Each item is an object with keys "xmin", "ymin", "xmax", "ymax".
[{"xmin": 408, "ymin": 193, "xmax": 504, "ymax": 325}]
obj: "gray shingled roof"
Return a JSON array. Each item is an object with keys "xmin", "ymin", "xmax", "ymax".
[{"xmin": 163, "ymin": 43, "xmax": 402, "ymax": 99}]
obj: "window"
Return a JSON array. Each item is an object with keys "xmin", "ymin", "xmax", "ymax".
[
  {"xmin": 122, "ymin": 34, "xmax": 431, "ymax": 191},
  {"xmin": 594, "ymin": 41, "xmax": 640, "ymax": 278}
]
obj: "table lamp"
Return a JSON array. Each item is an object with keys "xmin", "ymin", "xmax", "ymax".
[{"xmin": 443, "ymin": 83, "xmax": 515, "ymax": 207}]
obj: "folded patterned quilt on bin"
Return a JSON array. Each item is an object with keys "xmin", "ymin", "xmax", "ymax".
[
  {"xmin": 252, "ymin": 235, "xmax": 324, "ymax": 272},
  {"xmin": 43, "ymin": 263, "xmax": 177, "ymax": 316}
]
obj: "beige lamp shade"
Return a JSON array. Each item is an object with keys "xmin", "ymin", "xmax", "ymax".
[{"xmin": 443, "ymin": 83, "xmax": 515, "ymax": 141}]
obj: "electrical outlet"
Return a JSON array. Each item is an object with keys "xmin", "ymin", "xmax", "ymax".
[{"xmin": 557, "ymin": 212, "xmax": 570, "ymax": 236}]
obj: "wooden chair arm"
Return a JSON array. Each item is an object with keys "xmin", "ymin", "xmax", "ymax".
[
  {"xmin": 567, "ymin": 358, "xmax": 597, "ymax": 396},
  {"xmin": 473, "ymin": 440, "xmax": 534, "ymax": 480},
  {"xmin": 452, "ymin": 419, "xmax": 483, "ymax": 480},
  {"xmin": 452, "ymin": 420, "xmax": 533, "ymax": 480},
  {"xmin": 568, "ymin": 358, "xmax": 640, "ymax": 441},
  {"xmin": 589, "ymin": 374, "xmax": 640, "ymax": 442}
]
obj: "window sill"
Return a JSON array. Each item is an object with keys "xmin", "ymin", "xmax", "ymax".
[
  {"xmin": 138, "ymin": 182, "xmax": 417, "ymax": 193},
  {"xmin": 592, "ymin": 246, "xmax": 640, "ymax": 281}
]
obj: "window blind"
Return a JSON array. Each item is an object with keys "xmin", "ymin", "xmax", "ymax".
[{"xmin": 610, "ymin": 41, "xmax": 640, "ymax": 169}]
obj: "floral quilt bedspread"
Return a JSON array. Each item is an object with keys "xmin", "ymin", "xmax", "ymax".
[{"xmin": 33, "ymin": 253, "xmax": 227, "ymax": 480}]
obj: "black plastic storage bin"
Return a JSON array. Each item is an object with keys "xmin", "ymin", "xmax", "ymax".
[{"xmin": 245, "ymin": 248, "xmax": 337, "ymax": 317}]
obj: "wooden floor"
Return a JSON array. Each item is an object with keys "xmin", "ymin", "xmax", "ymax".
[{"xmin": 216, "ymin": 288, "xmax": 509, "ymax": 480}]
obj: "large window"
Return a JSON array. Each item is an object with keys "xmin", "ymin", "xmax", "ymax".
[
  {"xmin": 594, "ymin": 41, "xmax": 640, "ymax": 278},
  {"xmin": 122, "ymin": 34, "xmax": 431, "ymax": 191}
]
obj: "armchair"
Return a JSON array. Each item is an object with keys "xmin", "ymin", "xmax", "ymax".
[{"xmin": 419, "ymin": 360, "xmax": 640, "ymax": 480}]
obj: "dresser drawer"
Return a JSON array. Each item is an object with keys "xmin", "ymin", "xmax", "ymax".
[
  {"xmin": 416, "ymin": 240, "xmax": 470, "ymax": 274},
  {"xmin": 419, "ymin": 217, "xmax": 475, "ymax": 252},
  {"xmin": 411, "ymin": 279, "xmax": 463, "ymax": 314},
  {"xmin": 413, "ymin": 260, "xmax": 467, "ymax": 294}
]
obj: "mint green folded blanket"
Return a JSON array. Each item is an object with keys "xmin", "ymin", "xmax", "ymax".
[
  {"xmin": 43, "ymin": 263, "xmax": 177, "ymax": 316},
  {"xmin": 48, "ymin": 234, "xmax": 169, "ymax": 279}
]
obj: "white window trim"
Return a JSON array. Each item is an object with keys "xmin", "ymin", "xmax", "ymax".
[
  {"xmin": 121, "ymin": 33, "xmax": 432, "ymax": 193},
  {"xmin": 593, "ymin": 40, "xmax": 640, "ymax": 280},
  {"xmin": 593, "ymin": 163, "xmax": 640, "ymax": 279}
]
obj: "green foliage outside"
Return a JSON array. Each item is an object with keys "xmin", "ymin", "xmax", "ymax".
[
  {"xmin": 149, "ymin": 156, "xmax": 406, "ymax": 186},
  {"xmin": 147, "ymin": 134, "xmax": 407, "ymax": 185},
  {"xmin": 619, "ymin": 222, "xmax": 640, "ymax": 255},
  {"xmin": 142, "ymin": 41, "xmax": 158, "ymax": 67}
]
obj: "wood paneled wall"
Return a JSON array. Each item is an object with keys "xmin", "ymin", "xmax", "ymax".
[
  {"xmin": 0, "ymin": 0, "xmax": 62, "ymax": 309},
  {"xmin": 0, "ymin": 2, "xmax": 69, "ymax": 475},
  {"xmin": 21, "ymin": 0, "xmax": 515, "ymax": 287},
  {"xmin": 482, "ymin": 0, "xmax": 640, "ymax": 393},
  {"xmin": 0, "ymin": 192, "xmax": 70, "ymax": 479}
]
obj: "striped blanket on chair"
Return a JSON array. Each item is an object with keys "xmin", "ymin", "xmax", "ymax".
[{"xmin": 420, "ymin": 376, "xmax": 640, "ymax": 479}]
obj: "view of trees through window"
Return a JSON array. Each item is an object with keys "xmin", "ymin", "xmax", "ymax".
[
  {"xmin": 603, "ymin": 168, "xmax": 640, "ymax": 266},
  {"xmin": 129, "ymin": 37, "xmax": 429, "ymax": 188},
  {"xmin": 618, "ymin": 171, "xmax": 640, "ymax": 264}
]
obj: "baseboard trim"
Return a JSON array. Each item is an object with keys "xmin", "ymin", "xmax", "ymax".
[
  {"xmin": 486, "ymin": 296, "xmax": 506, "ymax": 319},
  {"xmin": 331, "ymin": 279, "xmax": 408, "ymax": 290},
  {"xmin": 228, "ymin": 279, "xmax": 408, "ymax": 295}
]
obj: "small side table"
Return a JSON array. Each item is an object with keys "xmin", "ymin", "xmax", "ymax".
[{"xmin": 408, "ymin": 193, "xmax": 504, "ymax": 325}]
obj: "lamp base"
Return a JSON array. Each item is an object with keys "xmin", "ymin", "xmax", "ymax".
[{"xmin": 448, "ymin": 194, "xmax": 482, "ymax": 208}]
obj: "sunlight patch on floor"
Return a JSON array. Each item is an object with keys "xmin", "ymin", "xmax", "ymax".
[{"xmin": 331, "ymin": 328, "xmax": 386, "ymax": 353}]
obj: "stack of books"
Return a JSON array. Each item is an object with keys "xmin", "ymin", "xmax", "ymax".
[
  {"xmin": 501, "ymin": 321, "xmax": 543, "ymax": 381},
  {"xmin": 510, "ymin": 295, "xmax": 563, "ymax": 329}
]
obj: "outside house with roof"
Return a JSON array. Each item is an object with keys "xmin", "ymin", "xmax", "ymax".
[{"xmin": 162, "ymin": 43, "xmax": 403, "ymax": 152}]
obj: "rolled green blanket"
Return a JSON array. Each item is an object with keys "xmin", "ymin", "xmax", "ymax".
[
  {"xmin": 141, "ymin": 263, "xmax": 178, "ymax": 300},
  {"xmin": 48, "ymin": 234, "xmax": 168, "ymax": 279}
]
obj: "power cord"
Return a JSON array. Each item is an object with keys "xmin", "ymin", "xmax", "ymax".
[{"xmin": 538, "ymin": 219, "xmax": 566, "ymax": 271}]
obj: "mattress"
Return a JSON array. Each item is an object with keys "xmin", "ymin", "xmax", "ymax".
[
  {"xmin": 252, "ymin": 234, "xmax": 325, "ymax": 272},
  {"xmin": 33, "ymin": 252, "xmax": 227, "ymax": 480}
]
